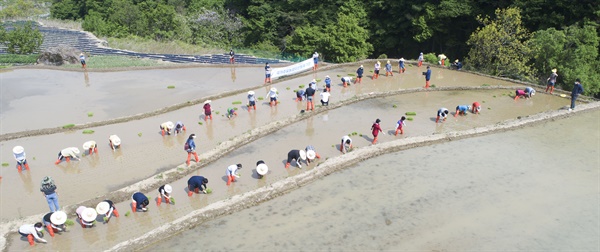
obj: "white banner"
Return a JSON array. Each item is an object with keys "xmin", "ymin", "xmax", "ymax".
[{"xmin": 270, "ymin": 58, "xmax": 314, "ymax": 80}]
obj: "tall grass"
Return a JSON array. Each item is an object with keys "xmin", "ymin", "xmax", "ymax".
[
  {"xmin": 107, "ymin": 36, "xmax": 223, "ymax": 55},
  {"xmin": 62, "ymin": 55, "xmax": 169, "ymax": 69},
  {"xmin": 0, "ymin": 54, "xmax": 38, "ymax": 64},
  {"xmin": 36, "ymin": 18, "xmax": 83, "ymax": 31}
]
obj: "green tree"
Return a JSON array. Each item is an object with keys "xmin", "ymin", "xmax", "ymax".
[
  {"xmin": 321, "ymin": 2, "xmax": 372, "ymax": 62},
  {"xmin": 466, "ymin": 7, "xmax": 532, "ymax": 79},
  {"xmin": 50, "ymin": 0, "xmax": 85, "ymax": 20},
  {"xmin": 1, "ymin": 21, "xmax": 44, "ymax": 54},
  {"xmin": 528, "ymin": 25, "xmax": 600, "ymax": 96}
]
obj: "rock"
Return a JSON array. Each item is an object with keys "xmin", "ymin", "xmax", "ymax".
[{"xmin": 37, "ymin": 45, "xmax": 82, "ymax": 66}]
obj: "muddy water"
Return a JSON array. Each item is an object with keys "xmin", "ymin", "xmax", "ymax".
[{"xmin": 149, "ymin": 110, "xmax": 599, "ymax": 251}]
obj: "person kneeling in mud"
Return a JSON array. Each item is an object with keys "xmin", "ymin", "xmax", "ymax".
[
  {"xmin": 285, "ymin": 149, "xmax": 307, "ymax": 168},
  {"xmin": 175, "ymin": 121, "xmax": 186, "ymax": 135},
  {"xmin": 454, "ymin": 105, "xmax": 470, "ymax": 117},
  {"xmin": 160, "ymin": 121, "xmax": 174, "ymax": 136},
  {"xmin": 187, "ymin": 175, "xmax": 209, "ymax": 196},
  {"xmin": 514, "ymin": 87, "xmax": 535, "ymax": 100},
  {"xmin": 436, "ymin": 108, "xmax": 449, "ymax": 123},
  {"xmin": 340, "ymin": 135, "xmax": 353, "ymax": 153},
  {"xmin": 227, "ymin": 108, "xmax": 238, "ymax": 119},
  {"xmin": 472, "ymin": 102, "xmax": 481, "ymax": 114}
]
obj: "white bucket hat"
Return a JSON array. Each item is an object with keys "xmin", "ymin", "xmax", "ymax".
[
  {"xmin": 50, "ymin": 211, "xmax": 67, "ymax": 225},
  {"xmin": 270, "ymin": 88, "xmax": 277, "ymax": 92},
  {"xmin": 299, "ymin": 150, "xmax": 307, "ymax": 160},
  {"xmin": 256, "ymin": 163, "xmax": 268, "ymax": 175},
  {"xmin": 109, "ymin": 135, "xmax": 121, "ymax": 145},
  {"xmin": 82, "ymin": 208, "xmax": 97, "ymax": 222},
  {"xmin": 83, "ymin": 141, "xmax": 96, "ymax": 150},
  {"xmin": 248, "ymin": 91, "xmax": 255, "ymax": 95},
  {"xmin": 96, "ymin": 202, "xmax": 110, "ymax": 215},
  {"xmin": 164, "ymin": 184, "xmax": 173, "ymax": 194},
  {"xmin": 13, "ymin": 146, "xmax": 24, "ymax": 155},
  {"xmin": 68, "ymin": 147, "xmax": 81, "ymax": 155},
  {"xmin": 204, "ymin": 100, "xmax": 212, "ymax": 104},
  {"xmin": 306, "ymin": 150, "xmax": 316, "ymax": 160},
  {"xmin": 400, "ymin": 58, "xmax": 405, "ymax": 61}
]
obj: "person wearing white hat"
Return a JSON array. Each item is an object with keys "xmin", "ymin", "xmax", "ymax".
[
  {"xmin": 356, "ymin": 65, "xmax": 364, "ymax": 84},
  {"xmin": 341, "ymin": 76, "xmax": 352, "ymax": 88},
  {"xmin": 385, "ymin": 60, "xmax": 394, "ymax": 77},
  {"xmin": 436, "ymin": 108, "xmax": 449, "ymax": 123},
  {"xmin": 546, "ymin": 68, "xmax": 558, "ymax": 94},
  {"xmin": 96, "ymin": 200, "xmax": 119, "ymax": 223},
  {"xmin": 312, "ymin": 51, "xmax": 319, "ymax": 71},
  {"xmin": 175, "ymin": 121, "xmax": 186, "ymax": 135},
  {"xmin": 160, "ymin": 121, "xmax": 175, "ymax": 136},
  {"xmin": 18, "ymin": 223, "xmax": 47, "ymax": 246},
  {"xmin": 266, "ymin": 87, "xmax": 278, "ymax": 107},
  {"xmin": 264, "ymin": 62, "xmax": 271, "ymax": 84},
  {"xmin": 285, "ymin": 149, "xmax": 306, "ymax": 168},
  {"xmin": 247, "ymin": 91, "xmax": 257, "ymax": 111},
  {"xmin": 438, "ymin": 54, "xmax": 447, "ymax": 66},
  {"xmin": 256, "ymin": 160, "xmax": 268, "ymax": 179},
  {"xmin": 13, "ymin": 146, "xmax": 29, "ymax": 172},
  {"xmin": 157, "ymin": 184, "xmax": 173, "ymax": 206},
  {"xmin": 79, "ymin": 52, "xmax": 86, "ymax": 69},
  {"xmin": 304, "ymin": 145, "xmax": 321, "ymax": 165},
  {"xmin": 324, "ymin": 75, "xmax": 332, "ymax": 92},
  {"xmin": 453, "ymin": 59, "xmax": 463, "ymax": 70},
  {"xmin": 418, "ymin": 52, "xmax": 424, "ymax": 67},
  {"xmin": 76, "ymin": 206, "xmax": 97, "ymax": 228},
  {"xmin": 226, "ymin": 164, "xmax": 242, "ymax": 185},
  {"xmin": 42, "ymin": 211, "xmax": 67, "ymax": 237},
  {"xmin": 398, "ymin": 58, "xmax": 406, "ymax": 73},
  {"xmin": 203, "ymin": 100, "xmax": 213, "ymax": 120},
  {"xmin": 83, "ymin": 140, "xmax": 98, "ymax": 155},
  {"xmin": 54, "ymin": 147, "xmax": 80, "ymax": 165},
  {"xmin": 109, "ymin": 135, "xmax": 121, "ymax": 151},
  {"xmin": 185, "ymin": 134, "xmax": 200, "ymax": 166},
  {"xmin": 373, "ymin": 61, "xmax": 381, "ymax": 80},
  {"xmin": 340, "ymin": 135, "xmax": 353, "ymax": 153}
]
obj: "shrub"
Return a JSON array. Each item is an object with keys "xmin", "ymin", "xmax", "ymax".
[
  {"xmin": 0, "ymin": 54, "xmax": 38, "ymax": 64},
  {"xmin": 423, "ymin": 53, "xmax": 437, "ymax": 64},
  {"xmin": 377, "ymin": 54, "xmax": 388, "ymax": 59}
]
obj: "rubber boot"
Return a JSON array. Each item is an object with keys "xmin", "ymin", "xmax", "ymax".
[
  {"xmin": 425, "ymin": 81, "xmax": 430, "ymax": 89},
  {"xmin": 307, "ymin": 103, "xmax": 310, "ymax": 111},
  {"xmin": 165, "ymin": 197, "xmax": 171, "ymax": 204},
  {"xmin": 311, "ymin": 102, "xmax": 315, "ymax": 110},
  {"xmin": 186, "ymin": 153, "xmax": 192, "ymax": 166},
  {"xmin": 131, "ymin": 201, "xmax": 137, "ymax": 212},
  {"xmin": 66, "ymin": 157, "xmax": 70, "ymax": 163},
  {"xmin": 94, "ymin": 148, "xmax": 98, "ymax": 154},
  {"xmin": 27, "ymin": 234, "xmax": 34, "ymax": 246},
  {"xmin": 395, "ymin": 129, "xmax": 399, "ymax": 136},
  {"xmin": 316, "ymin": 153, "xmax": 321, "ymax": 159},
  {"xmin": 162, "ymin": 130, "xmax": 165, "ymax": 136},
  {"xmin": 55, "ymin": 159, "xmax": 61, "ymax": 165},
  {"xmin": 188, "ymin": 190, "xmax": 193, "ymax": 197},
  {"xmin": 17, "ymin": 165, "xmax": 22, "ymax": 172},
  {"xmin": 285, "ymin": 163, "xmax": 290, "ymax": 168},
  {"xmin": 25, "ymin": 163, "xmax": 30, "ymax": 170},
  {"xmin": 339, "ymin": 145, "xmax": 344, "ymax": 152},
  {"xmin": 193, "ymin": 152, "xmax": 199, "ymax": 163},
  {"xmin": 46, "ymin": 224, "xmax": 55, "ymax": 237},
  {"xmin": 372, "ymin": 137, "xmax": 378, "ymax": 144},
  {"xmin": 113, "ymin": 208, "xmax": 120, "ymax": 217},
  {"xmin": 157, "ymin": 196, "xmax": 162, "ymax": 206}
]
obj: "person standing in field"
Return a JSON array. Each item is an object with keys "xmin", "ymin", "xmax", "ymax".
[
  {"xmin": 79, "ymin": 53, "xmax": 86, "ymax": 69},
  {"xmin": 265, "ymin": 63, "xmax": 272, "ymax": 83},
  {"xmin": 356, "ymin": 65, "xmax": 364, "ymax": 83},
  {"xmin": 229, "ymin": 49, "xmax": 235, "ymax": 64},
  {"xmin": 423, "ymin": 66, "xmax": 431, "ymax": 88},
  {"xmin": 570, "ymin": 78, "xmax": 584, "ymax": 111},
  {"xmin": 312, "ymin": 51, "xmax": 319, "ymax": 70},
  {"xmin": 418, "ymin": 52, "xmax": 424, "ymax": 67},
  {"xmin": 371, "ymin": 118, "xmax": 383, "ymax": 144},
  {"xmin": 40, "ymin": 176, "xmax": 60, "ymax": 212},
  {"xmin": 546, "ymin": 68, "xmax": 558, "ymax": 94},
  {"xmin": 185, "ymin": 134, "xmax": 200, "ymax": 166},
  {"xmin": 247, "ymin": 91, "xmax": 257, "ymax": 111},
  {"xmin": 385, "ymin": 60, "xmax": 393, "ymax": 76},
  {"xmin": 373, "ymin": 61, "xmax": 381, "ymax": 79},
  {"xmin": 398, "ymin": 58, "xmax": 406, "ymax": 73}
]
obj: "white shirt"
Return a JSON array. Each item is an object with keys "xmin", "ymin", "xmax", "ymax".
[
  {"xmin": 267, "ymin": 91, "xmax": 278, "ymax": 98},
  {"xmin": 109, "ymin": 135, "xmax": 121, "ymax": 146},
  {"xmin": 320, "ymin": 92, "xmax": 330, "ymax": 102},
  {"xmin": 342, "ymin": 77, "xmax": 352, "ymax": 82},
  {"xmin": 313, "ymin": 52, "xmax": 319, "ymax": 59},
  {"xmin": 227, "ymin": 165, "xmax": 240, "ymax": 178},
  {"xmin": 342, "ymin": 136, "xmax": 352, "ymax": 144},
  {"xmin": 19, "ymin": 224, "xmax": 45, "ymax": 242},
  {"xmin": 61, "ymin": 147, "xmax": 79, "ymax": 158}
]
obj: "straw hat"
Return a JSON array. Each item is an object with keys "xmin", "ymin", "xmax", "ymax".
[
  {"xmin": 81, "ymin": 208, "xmax": 97, "ymax": 222},
  {"xmin": 50, "ymin": 211, "xmax": 67, "ymax": 225},
  {"xmin": 68, "ymin": 147, "xmax": 81, "ymax": 155},
  {"xmin": 270, "ymin": 87, "xmax": 277, "ymax": 92},
  {"xmin": 83, "ymin": 141, "xmax": 96, "ymax": 150},
  {"xmin": 306, "ymin": 150, "xmax": 316, "ymax": 160},
  {"xmin": 248, "ymin": 91, "xmax": 255, "ymax": 95},
  {"xmin": 552, "ymin": 68, "xmax": 557, "ymax": 73},
  {"xmin": 256, "ymin": 163, "xmax": 268, "ymax": 175},
  {"xmin": 455, "ymin": 59, "xmax": 459, "ymax": 63},
  {"xmin": 326, "ymin": 75, "xmax": 329, "ymax": 78},
  {"xmin": 96, "ymin": 202, "xmax": 110, "ymax": 215},
  {"xmin": 12, "ymin": 146, "xmax": 24, "ymax": 155},
  {"xmin": 377, "ymin": 61, "xmax": 381, "ymax": 64},
  {"xmin": 360, "ymin": 65, "xmax": 363, "ymax": 68},
  {"xmin": 299, "ymin": 150, "xmax": 307, "ymax": 160},
  {"xmin": 109, "ymin": 135, "xmax": 121, "ymax": 145},
  {"xmin": 165, "ymin": 121, "xmax": 174, "ymax": 129},
  {"xmin": 164, "ymin": 184, "xmax": 172, "ymax": 194},
  {"xmin": 203, "ymin": 100, "xmax": 211, "ymax": 104},
  {"xmin": 311, "ymin": 79, "xmax": 316, "ymax": 83},
  {"xmin": 387, "ymin": 60, "xmax": 390, "ymax": 64},
  {"xmin": 399, "ymin": 58, "xmax": 405, "ymax": 61}
]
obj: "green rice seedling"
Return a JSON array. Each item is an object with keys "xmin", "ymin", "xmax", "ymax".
[
  {"xmin": 488, "ymin": 107, "xmax": 491, "ymax": 110},
  {"xmin": 293, "ymin": 89, "xmax": 298, "ymax": 93},
  {"xmin": 138, "ymin": 133, "xmax": 143, "ymax": 137},
  {"xmin": 406, "ymin": 117, "xmax": 414, "ymax": 121},
  {"xmin": 198, "ymin": 122, "xmax": 203, "ymax": 125},
  {"xmin": 215, "ymin": 111, "xmax": 220, "ymax": 115},
  {"xmin": 299, "ymin": 84, "xmax": 305, "ymax": 88},
  {"xmin": 316, "ymin": 79, "xmax": 321, "ymax": 82},
  {"xmin": 62, "ymin": 124, "xmax": 75, "ymax": 129},
  {"xmin": 352, "ymin": 132, "xmax": 358, "ymax": 136},
  {"xmin": 232, "ymin": 101, "xmax": 242, "ymax": 105},
  {"xmin": 233, "ymin": 107, "xmax": 238, "ymax": 110},
  {"xmin": 103, "ymin": 217, "xmax": 108, "ymax": 222},
  {"xmin": 405, "ymin": 112, "xmax": 417, "ymax": 116},
  {"xmin": 82, "ymin": 130, "xmax": 95, "ymax": 134},
  {"xmin": 1, "ymin": 163, "xmax": 9, "ymax": 167},
  {"xmin": 125, "ymin": 211, "xmax": 131, "ymax": 217},
  {"xmin": 392, "ymin": 105, "xmax": 397, "ymax": 108},
  {"xmin": 65, "ymin": 220, "xmax": 75, "ymax": 226},
  {"xmin": 87, "ymin": 112, "xmax": 94, "ymax": 117},
  {"xmin": 170, "ymin": 197, "xmax": 176, "ymax": 204},
  {"xmin": 430, "ymin": 84, "xmax": 436, "ymax": 88},
  {"xmin": 167, "ymin": 85, "xmax": 175, "ymax": 89},
  {"xmin": 481, "ymin": 84, "xmax": 490, "ymax": 87},
  {"xmin": 359, "ymin": 134, "xmax": 363, "ymax": 137},
  {"xmin": 154, "ymin": 173, "xmax": 163, "ymax": 179},
  {"xmin": 286, "ymin": 87, "xmax": 290, "ymax": 90},
  {"xmin": 205, "ymin": 188, "xmax": 213, "ymax": 194},
  {"xmin": 258, "ymin": 97, "xmax": 264, "ymax": 100},
  {"xmin": 177, "ymin": 167, "xmax": 185, "ymax": 171},
  {"xmin": 348, "ymin": 73, "xmax": 355, "ymax": 76},
  {"xmin": 482, "ymin": 100, "xmax": 486, "ymax": 103},
  {"xmin": 336, "ymin": 75, "xmax": 341, "ymax": 77}
]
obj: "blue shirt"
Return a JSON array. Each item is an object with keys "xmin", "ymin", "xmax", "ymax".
[
  {"xmin": 325, "ymin": 77, "xmax": 331, "ymax": 86},
  {"xmin": 188, "ymin": 176, "xmax": 207, "ymax": 190},
  {"xmin": 399, "ymin": 61, "xmax": 405, "ymax": 68},
  {"xmin": 132, "ymin": 192, "xmax": 148, "ymax": 209},
  {"xmin": 186, "ymin": 138, "xmax": 196, "ymax": 151},
  {"xmin": 357, "ymin": 67, "xmax": 364, "ymax": 77},
  {"xmin": 572, "ymin": 82, "xmax": 583, "ymax": 96},
  {"xmin": 424, "ymin": 69, "xmax": 431, "ymax": 81},
  {"xmin": 457, "ymin": 105, "xmax": 469, "ymax": 112},
  {"xmin": 385, "ymin": 63, "xmax": 392, "ymax": 71}
]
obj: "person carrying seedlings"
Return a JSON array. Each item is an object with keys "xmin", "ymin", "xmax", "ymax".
[
  {"xmin": 472, "ymin": 102, "xmax": 481, "ymax": 114},
  {"xmin": 398, "ymin": 58, "xmax": 406, "ymax": 73},
  {"xmin": 187, "ymin": 175, "xmax": 209, "ymax": 196},
  {"xmin": 324, "ymin": 75, "xmax": 332, "ymax": 92},
  {"xmin": 312, "ymin": 51, "xmax": 319, "ymax": 70},
  {"xmin": 40, "ymin": 176, "xmax": 60, "ymax": 212},
  {"xmin": 371, "ymin": 119, "xmax": 383, "ymax": 144},
  {"xmin": 227, "ymin": 107, "xmax": 238, "ymax": 119},
  {"xmin": 418, "ymin": 52, "xmax": 424, "ymax": 67},
  {"xmin": 341, "ymin": 76, "xmax": 352, "ymax": 87},
  {"xmin": 453, "ymin": 59, "xmax": 463, "ymax": 70},
  {"xmin": 226, "ymin": 163, "xmax": 242, "ymax": 185},
  {"xmin": 18, "ymin": 223, "xmax": 47, "ymax": 246},
  {"xmin": 157, "ymin": 184, "xmax": 173, "ymax": 206},
  {"xmin": 109, "ymin": 135, "xmax": 121, "ymax": 151},
  {"xmin": 340, "ymin": 135, "xmax": 353, "ymax": 153},
  {"xmin": 54, "ymin": 147, "xmax": 80, "ymax": 164},
  {"xmin": 175, "ymin": 121, "xmax": 186, "ymax": 135},
  {"xmin": 265, "ymin": 63, "xmax": 272, "ymax": 84},
  {"xmin": 320, "ymin": 88, "xmax": 330, "ymax": 106},
  {"xmin": 76, "ymin": 206, "xmax": 96, "ymax": 228},
  {"xmin": 373, "ymin": 61, "xmax": 381, "ymax": 79},
  {"xmin": 42, "ymin": 211, "xmax": 67, "ymax": 237},
  {"xmin": 13, "ymin": 146, "xmax": 29, "ymax": 172},
  {"xmin": 229, "ymin": 49, "xmax": 235, "ymax": 64},
  {"xmin": 96, "ymin": 200, "xmax": 119, "ymax": 223},
  {"xmin": 305, "ymin": 83, "xmax": 316, "ymax": 111},
  {"xmin": 296, "ymin": 89, "xmax": 306, "ymax": 102},
  {"xmin": 82, "ymin": 141, "xmax": 98, "ymax": 155},
  {"xmin": 514, "ymin": 87, "xmax": 535, "ymax": 100},
  {"xmin": 454, "ymin": 105, "xmax": 471, "ymax": 117},
  {"xmin": 203, "ymin": 100, "xmax": 212, "ymax": 120},
  {"xmin": 131, "ymin": 192, "xmax": 149, "ymax": 212},
  {"xmin": 356, "ymin": 65, "xmax": 364, "ymax": 83},
  {"xmin": 247, "ymin": 91, "xmax": 257, "ymax": 111},
  {"xmin": 256, "ymin": 160, "xmax": 268, "ymax": 179},
  {"xmin": 422, "ymin": 66, "xmax": 432, "ymax": 88},
  {"xmin": 185, "ymin": 134, "xmax": 200, "ymax": 166},
  {"xmin": 285, "ymin": 149, "xmax": 307, "ymax": 168},
  {"xmin": 266, "ymin": 87, "xmax": 278, "ymax": 107},
  {"xmin": 160, "ymin": 121, "xmax": 175, "ymax": 136},
  {"xmin": 570, "ymin": 78, "xmax": 584, "ymax": 111},
  {"xmin": 436, "ymin": 108, "xmax": 449, "ymax": 123},
  {"xmin": 79, "ymin": 53, "xmax": 86, "ymax": 69},
  {"xmin": 438, "ymin": 54, "xmax": 447, "ymax": 66},
  {"xmin": 305, "ymin": 145, "xmax": 321, "ymax": 165},
  {"xmin": 385, "ymin": 60, "xmax": 394, "ymax": 76},
  {"xmin": 546, "ymin": 68, "xmax": 558, "ymax": 94},
  {"xmin": 395, "ymin": 116, "xmax": 407, "ymax": 136}
]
